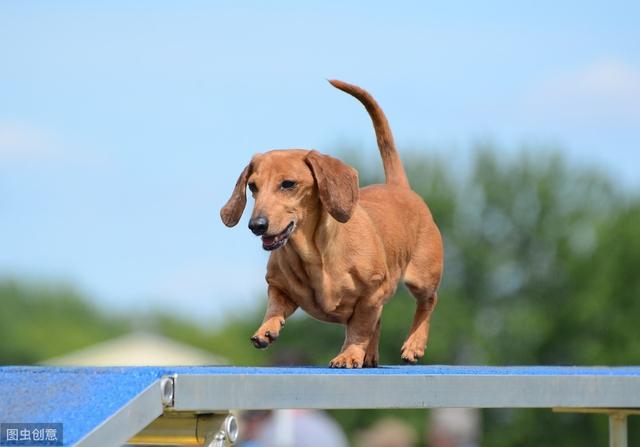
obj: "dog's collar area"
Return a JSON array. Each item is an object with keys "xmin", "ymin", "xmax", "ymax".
[{"xmin": 262, "ymin": 221, "xmax": 295, "ymax": 251}]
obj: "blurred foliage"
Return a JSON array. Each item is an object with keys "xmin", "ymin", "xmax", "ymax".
[
  {"xmin": 2, "ymin": 144, "xmax": 639, "ymax": 445},
  {"xmin": 0, "ymin": 279, "xmax": 129, "ymax": 363}
]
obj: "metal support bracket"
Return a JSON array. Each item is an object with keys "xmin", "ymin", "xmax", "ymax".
[
  {"xmin": 128, "ymin": 412, "xmax": 238, "ymax": 446},
  {"xmin": 553, "ymin": 408, "xmax": 640, "ymax": 447}
]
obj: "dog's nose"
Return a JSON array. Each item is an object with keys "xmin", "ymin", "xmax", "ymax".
[{"xmin": 248, "ymin": 216, "xmax": 269, "ymax": 235}]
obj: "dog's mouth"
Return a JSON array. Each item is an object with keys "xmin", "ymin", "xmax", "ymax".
[{"xmin": 261, "ymin": 221, "xmax": 295, "ymax": 251}]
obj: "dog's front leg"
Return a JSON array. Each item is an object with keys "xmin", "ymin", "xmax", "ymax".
[
  {"xmin": 329, "ymin": 298, "xmax": 383, "ymax": 369},
  {"xmin": 251, "ymin": 285, "xmax": 298, "ymax": 349}
]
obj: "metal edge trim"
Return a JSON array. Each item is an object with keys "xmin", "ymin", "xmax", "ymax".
[
  {"xmin": 172, "ymin": 373, "xmax": 640, "ymax": 410},
  {"xmin": 74, "ymin": 380, "xmax": 164, "ymax": 447}
]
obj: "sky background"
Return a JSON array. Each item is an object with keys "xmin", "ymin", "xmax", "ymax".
[{"xmin": 1, "ymin": 1, "xmax": 639, "ymax": 322}]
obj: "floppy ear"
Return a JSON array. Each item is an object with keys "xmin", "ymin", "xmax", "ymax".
[
  {"xmin": 220, "ymin": 163, "xmax": 252, "ymax": 227},
  {"xmin": 305, "ymin": 150, "xmax": 359, "ymax": 223}
]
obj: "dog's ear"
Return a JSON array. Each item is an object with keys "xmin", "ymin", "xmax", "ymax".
[
  {"xmin": 305, "ymin": 150, "xmax": 359, "ymax": 223},
  {"xmin": 220, "ymin": 162, "xmax": 252, "ymax": 227}
]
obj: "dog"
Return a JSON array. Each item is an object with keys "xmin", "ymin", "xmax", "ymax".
[{"xmin": 221, "ymin": 80, "xmax": 443, "ymax": 368}]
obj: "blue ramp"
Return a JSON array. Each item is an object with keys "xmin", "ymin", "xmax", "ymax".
[{"xmin": 0, "ymin": 367, "xmax": 170, "ymax": 447}]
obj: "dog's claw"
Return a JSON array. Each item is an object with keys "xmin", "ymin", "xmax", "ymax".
[
  {"xmin": 364, "ymin": 359, "xmax": 378, "ymax": 368},
  {"xmin": 400, "ymin": 341, "xmax": 425, "ymax": 365},
  {"xmin": 330, "ymin": 347, "xmax": 366, "ymax": 369},
  {"xmin": 401, "ymin": 353, "xmax": 420, "ymax": 364},
  {"xmin": 265, "ymin": 330, "xmax": 279, "ymax": 342},
  {"xmin": 250, "ymin": 335, "xmax": 269, "ymax": 349},
  {"xmin": 329, "ymin": 360, "xmax": 348, "ymax": 369}
]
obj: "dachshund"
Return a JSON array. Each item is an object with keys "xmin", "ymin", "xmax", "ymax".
[{"xmin": 221, "ymin": 80, "xmax": 443, "ymax": 368}]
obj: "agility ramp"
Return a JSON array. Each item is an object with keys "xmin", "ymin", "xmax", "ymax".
[{"xmin": 1, "ymin": 366, "xmax": 639, "ymax": 446}]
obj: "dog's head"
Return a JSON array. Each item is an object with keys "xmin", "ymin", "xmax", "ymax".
[{"xmin": 220, "ymin": 149, "xmax": 359, "ymax": 250}]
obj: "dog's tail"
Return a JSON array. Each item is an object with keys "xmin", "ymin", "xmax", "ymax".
[{"xmin": 329, "ymin": 79, "xmax": 409, "ymax": 188}]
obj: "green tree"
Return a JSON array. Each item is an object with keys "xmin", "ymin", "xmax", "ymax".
[{"xmin": 0, "ymin": 279, "xmax": 129, "ymax": 364}]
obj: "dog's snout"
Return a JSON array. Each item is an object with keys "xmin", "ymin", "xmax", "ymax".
[{"xmin": 249, "ymin": 216, "xmax": 269, "ymax": 235}]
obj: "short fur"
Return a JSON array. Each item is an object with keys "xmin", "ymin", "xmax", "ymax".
[{"xmin": 221, "ymin": 80, "xmax": 443, "ymax": 368}]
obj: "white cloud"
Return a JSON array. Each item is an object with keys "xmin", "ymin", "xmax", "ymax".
[
  {"xmin": 0, "ymin": 122, "xmax": 61, "ymax": 162},
  {"xmin": 0, "ymin": 121, "xmax": 108, "ymax": 166},
  {"xmin": 524, "ymin": 60, "xmax": 640, "ymax": 125}
]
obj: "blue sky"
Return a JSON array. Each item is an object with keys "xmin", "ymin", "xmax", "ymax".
[{"xmin": 1, "ymin": 1, "xmax": 639, "ymax": 322}]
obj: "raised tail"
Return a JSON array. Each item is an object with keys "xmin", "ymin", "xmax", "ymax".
[{"xmin": 329, "ymin": 79, "xmax": 409, "ymax": 188}]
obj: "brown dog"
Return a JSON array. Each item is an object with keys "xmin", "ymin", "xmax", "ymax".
[{"xmin": 221, "ymin": 80, "xmax": 443, "ymax": 368}]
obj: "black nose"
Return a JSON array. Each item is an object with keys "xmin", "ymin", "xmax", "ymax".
[{"xmin": 248, "ymin": 216, "xmax": 269, "ymax": 235}]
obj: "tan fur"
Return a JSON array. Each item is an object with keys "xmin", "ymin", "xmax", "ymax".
[{"xmin": 221, "ymin": 80, "xmax": 443, "ymax": 368}]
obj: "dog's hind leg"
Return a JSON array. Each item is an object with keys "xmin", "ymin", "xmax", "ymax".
[
  {"xmin": 401, "ymin": 288, "xmax": 437, "ymax": 364},
  {"xmin": 401, "ymin": 232, "xmax": 442, "ymax": 364}
]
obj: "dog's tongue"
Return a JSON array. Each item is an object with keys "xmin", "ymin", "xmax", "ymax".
[{"xmin": 262, "ymin": 235, "xmax": 276, "ymax": 246}]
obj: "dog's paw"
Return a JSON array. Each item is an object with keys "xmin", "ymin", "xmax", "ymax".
[
  {"xmin": 329, "ymin": 346, "xmax": 366, "ymax": 369},
  {"xmin": 363, "ymin": 353, "xmax": 379, "ymax": 368},
  {"xmin": 363, "ymin": 347, "xmax": 379, "ymax": 368},
  {"xmin": 400, "ymin": 341, "xmax": 425, "ymax": 364},
  {"xmin": 363, "ymin": 358, "xmax": 379, "ymax": 368},
  {"xmin": 250, "ymin": 318, "xmax": 285, "ymax": 349}
]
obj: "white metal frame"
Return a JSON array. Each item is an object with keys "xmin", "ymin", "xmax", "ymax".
[{"xmin": 67, "ymin": 368, "xmax": 640, "ymax": 447}]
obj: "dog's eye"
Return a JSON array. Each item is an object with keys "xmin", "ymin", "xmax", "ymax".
[
  {"xmin": 248, "ymin": 182, "xmax": 258, "ymax": 193},
  {"xmin": 281, "ymin": 180, "xmax": 296, "ymax": 190}
]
